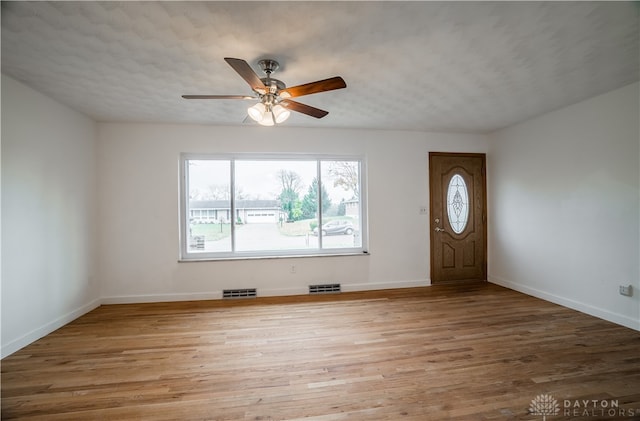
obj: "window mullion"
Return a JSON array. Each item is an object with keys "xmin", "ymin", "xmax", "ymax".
[
  {"xmin": 230, "ymin": 159, "xmax": 236, "ymax": 252},
  {"xmin": 317, "ymin": 160, "xmax": 323, "ymax": 249},
  {"xmin": 182, "ymin": 159, "xmax": 190, "ymax": 258}
]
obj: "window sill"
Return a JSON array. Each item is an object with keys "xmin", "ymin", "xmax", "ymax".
[{"xmin": 178, "ymin": 251, "xmax": 369, "ymax": 263}]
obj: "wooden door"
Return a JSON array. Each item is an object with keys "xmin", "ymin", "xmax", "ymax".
[{"xmin": 429, "ymin": 153, "xmax": 487, "ymax": 283}]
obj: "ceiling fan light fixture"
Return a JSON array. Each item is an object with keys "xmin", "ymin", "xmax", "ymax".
[
  {"xmin": 248, "ymin": 102, "xmax": 266, "ymax": 122},
  {"xmin": 258, "ymin": 110, "xmax": 275, "ymax": 126},
  {"xmin": 272, "ymin": 104, "xmax": 291, "ymax": 123}
]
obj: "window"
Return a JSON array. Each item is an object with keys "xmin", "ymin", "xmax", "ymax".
[{"xmin": 180, "ymin": 154, "xmax": 367, "ymax": 260}]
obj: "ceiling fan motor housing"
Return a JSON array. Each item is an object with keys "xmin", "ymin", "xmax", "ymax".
[
  {"xmin": 260, "ymin": 78, "xmax": 286, "ymax": 92},
  {"xmin": 258, "ymin": 59, "xmax": 286, "ymax": 93}
]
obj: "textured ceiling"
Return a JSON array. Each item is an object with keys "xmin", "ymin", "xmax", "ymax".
[{"xmin": 2, "ymin": 1, "xmax": 638, "ymax": 133}]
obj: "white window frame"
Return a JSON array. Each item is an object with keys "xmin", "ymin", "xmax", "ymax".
[{"xmin": 179, "ymin": 153, "xmax": 368, "ymax": 261}]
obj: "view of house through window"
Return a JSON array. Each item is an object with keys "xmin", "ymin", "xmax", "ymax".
[{"xmin": 181, "ymin": 155, "xmax": 365, "ymax": 259}]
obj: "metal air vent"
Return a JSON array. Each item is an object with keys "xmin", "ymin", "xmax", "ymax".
[
  {"xmin": 223, "ymin": 288, "xmax": 257, "ymax": 299},
  {"xmin": 309, "ymin": 284, "xmax": 341, "ymax": 294}
]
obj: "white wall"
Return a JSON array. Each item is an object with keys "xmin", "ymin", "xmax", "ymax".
[
  {"xmin": 1, "ymin": 75, "xmax": 100, "ymax": 357},
  {"xmin": 96, "ymin": 124, "xmax": 488, "ymax": 302},
  {"xmin": 488, "ymin": 82, "xmax": 640, "ymax": 330}
]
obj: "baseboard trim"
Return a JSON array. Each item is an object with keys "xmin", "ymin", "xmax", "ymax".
[
  {"xmin": 258, "ymin": 287, "xmax": 309, "ymax": 297},
  {"xmin": 342, "ymin": 279, "xmax": 431, "ymax": 292},
  {"xmin": 102, "ymin": 280, "xmax": 431, "ymax": 304},
  {"xmin": 489, "ymin": 276, "xmax": 640, "ymax": 331},
  {"xmin": 1, "ymin": 298, "xmax": 102, "ymax": 359},
  {"xmin": 101, "ymin": 291, "xmax": 222, "ymax": 304},
  {"xmin": 259, "ymin": 280, "xmax": 432, "ymax": 296}
]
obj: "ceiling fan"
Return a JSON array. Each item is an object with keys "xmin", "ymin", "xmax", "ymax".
[{"xmin": 182, "ymin": 58, "xmax": 346, "ymax": 126}]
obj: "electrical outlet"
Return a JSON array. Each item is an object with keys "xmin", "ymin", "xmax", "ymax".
[
  {"xmin": 619, "ymin": 285, "xmax": 633, "ymax": 297},
  {"xmin": 290, "ymin": 265, "xmax": 296, "ymax": 274},
  {"xmin": 419, "ymin": 206, "xmax": 428, "ymax": 215}
]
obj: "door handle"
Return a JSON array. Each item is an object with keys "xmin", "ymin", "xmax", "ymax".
[{"xmin": 434, "ymin": 227, "xmax": 445, "ymax": 232}]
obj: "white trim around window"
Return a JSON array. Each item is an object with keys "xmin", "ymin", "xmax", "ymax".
[{"xmin": 179, "ymin": 153, "xmax": 368, "ymax": 261}]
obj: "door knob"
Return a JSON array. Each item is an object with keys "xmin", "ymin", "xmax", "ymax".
[{"xmin": 434, "ymin": 227, "xmax": 445, "ymax": 232}]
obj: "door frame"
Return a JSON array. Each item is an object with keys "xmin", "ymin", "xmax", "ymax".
[{"xmin": 429, "ymin": 152, "xmax": 487, "ymax": 284}]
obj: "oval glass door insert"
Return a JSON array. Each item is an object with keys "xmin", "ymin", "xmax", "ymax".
[{"xmin": 446, "ymin": 174, "xmax": 469, "ymax": 234}]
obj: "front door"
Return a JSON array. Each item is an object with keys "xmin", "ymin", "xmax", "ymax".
[{"xmin": 429, "ymin": 153, "xmax": 487, "ymax": 283}]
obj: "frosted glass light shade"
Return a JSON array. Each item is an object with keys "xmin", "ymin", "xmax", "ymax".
[
  {"xmin": 258, "ymin": 111, "xmax": 275, "ymax": 126},
  {"xmin": 272, "ymin": 104, "xmax": 291, "ymax": 123},
  {"xmin": 247, "ymin": 103, "xmax": 265, "ymax": 122}
]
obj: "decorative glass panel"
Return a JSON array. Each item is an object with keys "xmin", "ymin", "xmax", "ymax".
[{"xmin": 447, "ymin": 174, "xmax": 469, "ymax": 234}]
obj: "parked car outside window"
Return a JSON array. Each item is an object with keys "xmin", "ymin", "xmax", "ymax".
[{"xmin": 313, "ymin": 220, "xmax": 354, "ymax": 236}]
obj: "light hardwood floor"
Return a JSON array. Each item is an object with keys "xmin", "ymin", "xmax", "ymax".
[{"xmin": 2, "ymin": 282, "xmax": 639, "ymax": 420}]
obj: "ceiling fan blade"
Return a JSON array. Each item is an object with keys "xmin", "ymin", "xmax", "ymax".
[
  {"xmin": 224, "ymin": 57, "xmax": 266, "ymax": 93},
  {"xmin": 279, "ymin": 76, "xmax": 346, "ymax": 98},
  {"xmin": 182, "ymin": 95, "xmax": 256, "ymax": 100},
  {"xmin": 280, "ymin": 99, "xmax": 329, "ymax": 119}
]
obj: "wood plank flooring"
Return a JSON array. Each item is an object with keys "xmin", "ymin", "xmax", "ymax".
[{"xmin": 2, "ymin": 283, "xmax": 640, "ymax": 420}]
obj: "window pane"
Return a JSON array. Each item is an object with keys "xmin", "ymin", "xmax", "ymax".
[
  {"xmin": 446, "ymin": 174, "xmax": 469, "ymax": 234},
  {"xmin": 234, "ymin": 160, "xmax": 319, "ymax": 252},
  {"xmin": 186, "ymin": 160, "xmax": 232, "ymax": 252},
  {"xmin": 320, "ymin": 160, "xmax": 361, "ymax": 249},
  {"xmin": 181, "ymin": 155, "xmax": 366, "ymax": 259}
]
